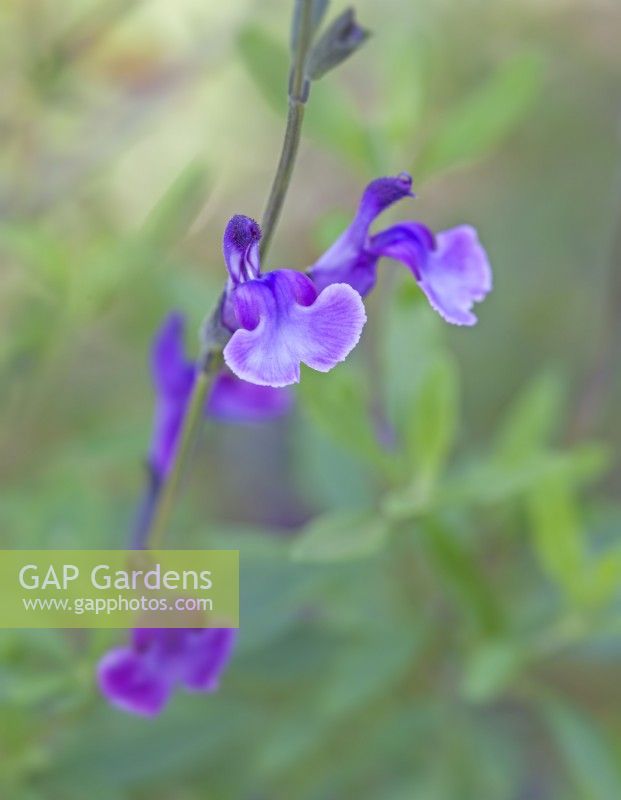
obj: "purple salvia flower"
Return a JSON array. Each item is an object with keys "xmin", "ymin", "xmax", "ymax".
[
  {"xmin": 149, "ymin": 312, "xmax": 292, "ymax": 479},
  {"xmin": 148, "ymin": 312, "xmax": 195, "ymax": 481},
  {"xmin": 98, "ymin": 627, "xmax": 236, "ymax": 716},
  {"xmin": 221, "ymin": 215, "xmax": 367, "ymax": 387},
  {"xmin": 309, "ymin": 173, "xmax": 415, "ymax": 296},
  {"xmin": 308, "ymin": 173, "xmax": 492, "ymax": 326}
]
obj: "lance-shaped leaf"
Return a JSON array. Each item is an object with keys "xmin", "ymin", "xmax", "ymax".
[
  {"xmin": 417, "ymin": 50, "xmax": 543, "ymax": 179},
  {"xmin": 291, "ymin": 508, "xmax": 390, "ymax": 562}
]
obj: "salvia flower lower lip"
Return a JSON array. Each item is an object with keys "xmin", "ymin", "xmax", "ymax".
[{"xmin": 221, "ymin": 214, "xmax": 367, "ymax": 388}]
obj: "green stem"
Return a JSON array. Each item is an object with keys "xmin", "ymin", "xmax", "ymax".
[
  {"xmin": 259, "ymin": 101, "xmax": 305, "ymax": 260},
  {"xmin": 259, "ymin": 0, "xmax": 314, "ymax": 260},
  {"xmin": 142, "ymin": 0, "xmax": 315, "ymax": 549},
  {"xmin": 147, "ymin": 364, "xmax": 216, "ymax": 549}
]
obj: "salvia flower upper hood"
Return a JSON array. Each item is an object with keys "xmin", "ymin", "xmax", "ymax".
[{"xmin": 308, "ymin": 172, "xmax": 492, "ymax": 326}]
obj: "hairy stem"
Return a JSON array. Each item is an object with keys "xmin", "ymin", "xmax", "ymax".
[{"xmin": 259, "ymin": 0, "xmax": 314, "ymax": 260}]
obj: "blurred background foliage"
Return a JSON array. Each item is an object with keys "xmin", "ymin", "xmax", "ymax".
[{"xmin": 1, "ymin": 0, "xmax": 621, "ymax": 797}]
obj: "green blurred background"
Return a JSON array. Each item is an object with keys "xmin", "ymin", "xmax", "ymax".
[{"xmin": 1, "ymin": 0, "xmax": 621, "ymax": 797}]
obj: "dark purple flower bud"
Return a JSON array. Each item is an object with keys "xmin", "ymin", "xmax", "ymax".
[
  {"xmin": 221, "ymin": 215, "xmax": 366, "ymax": 387},
  {"xmin": 148, "ymin": 313, "xmax": 292, "ymax": 479},
  {"xmin": 306, "ymin": 8, "xmax": 370, "ymax": 81},
  {"xmin": 98, "ymin": 627, "xmax": 236, "ymax": 716},
  {"xmin": 223, "ymin": 214, "xmax": 262, "ymax": 286},
  {"xmin": 308, "ymin": 173, "xmax": 492, "ymax": 326}
]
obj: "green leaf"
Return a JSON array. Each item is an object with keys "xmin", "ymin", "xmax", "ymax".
[
  {"xmin": 528, "ymin": 475, "xmax": 621, "ymax": 609},
  {"xmin": 384, "ymin": 294, "xmax": 445, "ymax": 433},
  {"xmin": 584, "ymin": 546, "xmax": 621, "ymax": 608},
  {"xmin": 417, "ymin": 51, "xmax": 544, "ymax": 179},
  {"xmin": 527, "ymin": 474, "xmax": 585, "ymax": 600},
  {"xmin": 203, "ymin": 527, "xmax": 335, "ymax": 653},
  {"xmin": 317, "ymin": 626, "xmax": 419, "ymax": 717},
  {"xmin": 542, "ymin": 697, "xmax": 621, "ymax": 800},
  {"xmin": 476, "ymin": 442, "xmax": 607, "ymax": 503},
  {"xmin": 494, "ymin": 371, "xmax": 565, "ymax": 462},
  {"xmin": 305, "ymin": 82, "xmax": 377, "ymax": 172},
  {"xmin": 0, "ymin": 223, "xmax": 75, "ymax": 297},
  {"xmin": 291, "ymin": 508, "xmax": 390, "ymax": 562},
  {"xmin": 48, "ymin": 694, "xmax": 264, "ymax": 793},
  {"xmin": 237, "ymin": 24, "xmax": 288, "ymax": 115},
  {"xmin": 461, "ymin": 640, "xmax": 528, "ymax": 703},
  {"xmin": 141, "ymin": 159, "xmax": 210, "ymax": 248},
  {"xmin": 384, "ymin": 442, "xmax": 610, "ymax": 520},
  {"xmin": 257, "ymin": 625, "xmax": 419, "ymax": 780},
  {"xmin": 299, "ymin": 365, "xmax": 398, "ymax": 478},
  {"xmin": 423, "ymin": 519, "xmax": 503, "ymax": 635},
  {"xmin": 379, "ymin": 32, "xmax": 427, "ymax": 151},
  {"xmin": 293, "ymin": 415, "xmax": 377, "ymax": 511},
  {"xmin": 405, "ymin": 354, "xmax": 459, "ymax": 495}
]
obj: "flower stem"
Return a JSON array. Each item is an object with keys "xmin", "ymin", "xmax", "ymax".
[
  {"xmin": 130, "ymin": 467, "xmax": 161, "ymax": 549},
  {"xmin": 259, "ymin": 0, "xmax": 314, "ymax": 260},
  {"xmin": 139, "ymin": 1, "xmax": 314, "ymax": 549},
  {"xmin": 147, "ymin": 356, "xmax": 219, "ymax": 549}
]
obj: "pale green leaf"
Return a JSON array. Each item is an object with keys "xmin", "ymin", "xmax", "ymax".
[
  {"xmin": 462, "ymin": 640, "xmax": 526, "ymax": 703},
  {"xmin": 141, "ymin": 159, "xmax": 210, "ymax": 248},
  {"xmin": 291, "ymin": 508, "xmax": 390, "ymax": 562},
  {"xmin": 423, "ymin": 519, "xmax": 502, "ymax": 635},
  {"xmin": 527, "ymin": 474, "xmax": 584, "ymax": 599},
  {"xmin": 494, "ymin": 371, "xmax": 565, "ymax": 462},
  {"xmin": 384, "ymin": 443, "xmax": 610, "ymax": 520},
  {"xmin": 305, "ymin": 81, "xmax": 377, "ymax": 172},
  {"xmin": 583, "ymin": 547, "xmax": 621, "ymax": 608},
  {"xmin": 405, "ymin": 353, "xmax": 460, "ymax": 492},
  {"xmin": 417, "ymin": 51, "xmax": 544, "ymax": 179},
  {"xmin": 237, "ymin": 25, "xmax": 288, "ymax": 114},
  {"xmin": 379, "ymin": 32, "xmax": 427, "ymax": 149},
  {"xmin": 299, "ymin": 365, "xmax": 398, "ymax": 478},
  {"xmin": 542, "ymin": 698, "xmax": 621, "ymax": 800}
]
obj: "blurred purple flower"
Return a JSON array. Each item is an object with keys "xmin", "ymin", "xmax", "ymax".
[
  {"xmin": 148, "ymin": 313, "xmax": 194, "ymax": 481},
  {"xmin": 98, "ymin": 627, "xmax": 236, "ymax": 716},
  {"xmin": 149, "ymin": 312, "xmax": 292, "ymax": 479},
  {"xmin": 309, "ymin": 173, "xmax": 492, "ymax": 326},
  {"xmin": 207, "ymin": 370, "xmax": 292, "ymax": 421},
  {"xmin": 221, "ymin": 215, "xmax": 366, "ymax": 387}
]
